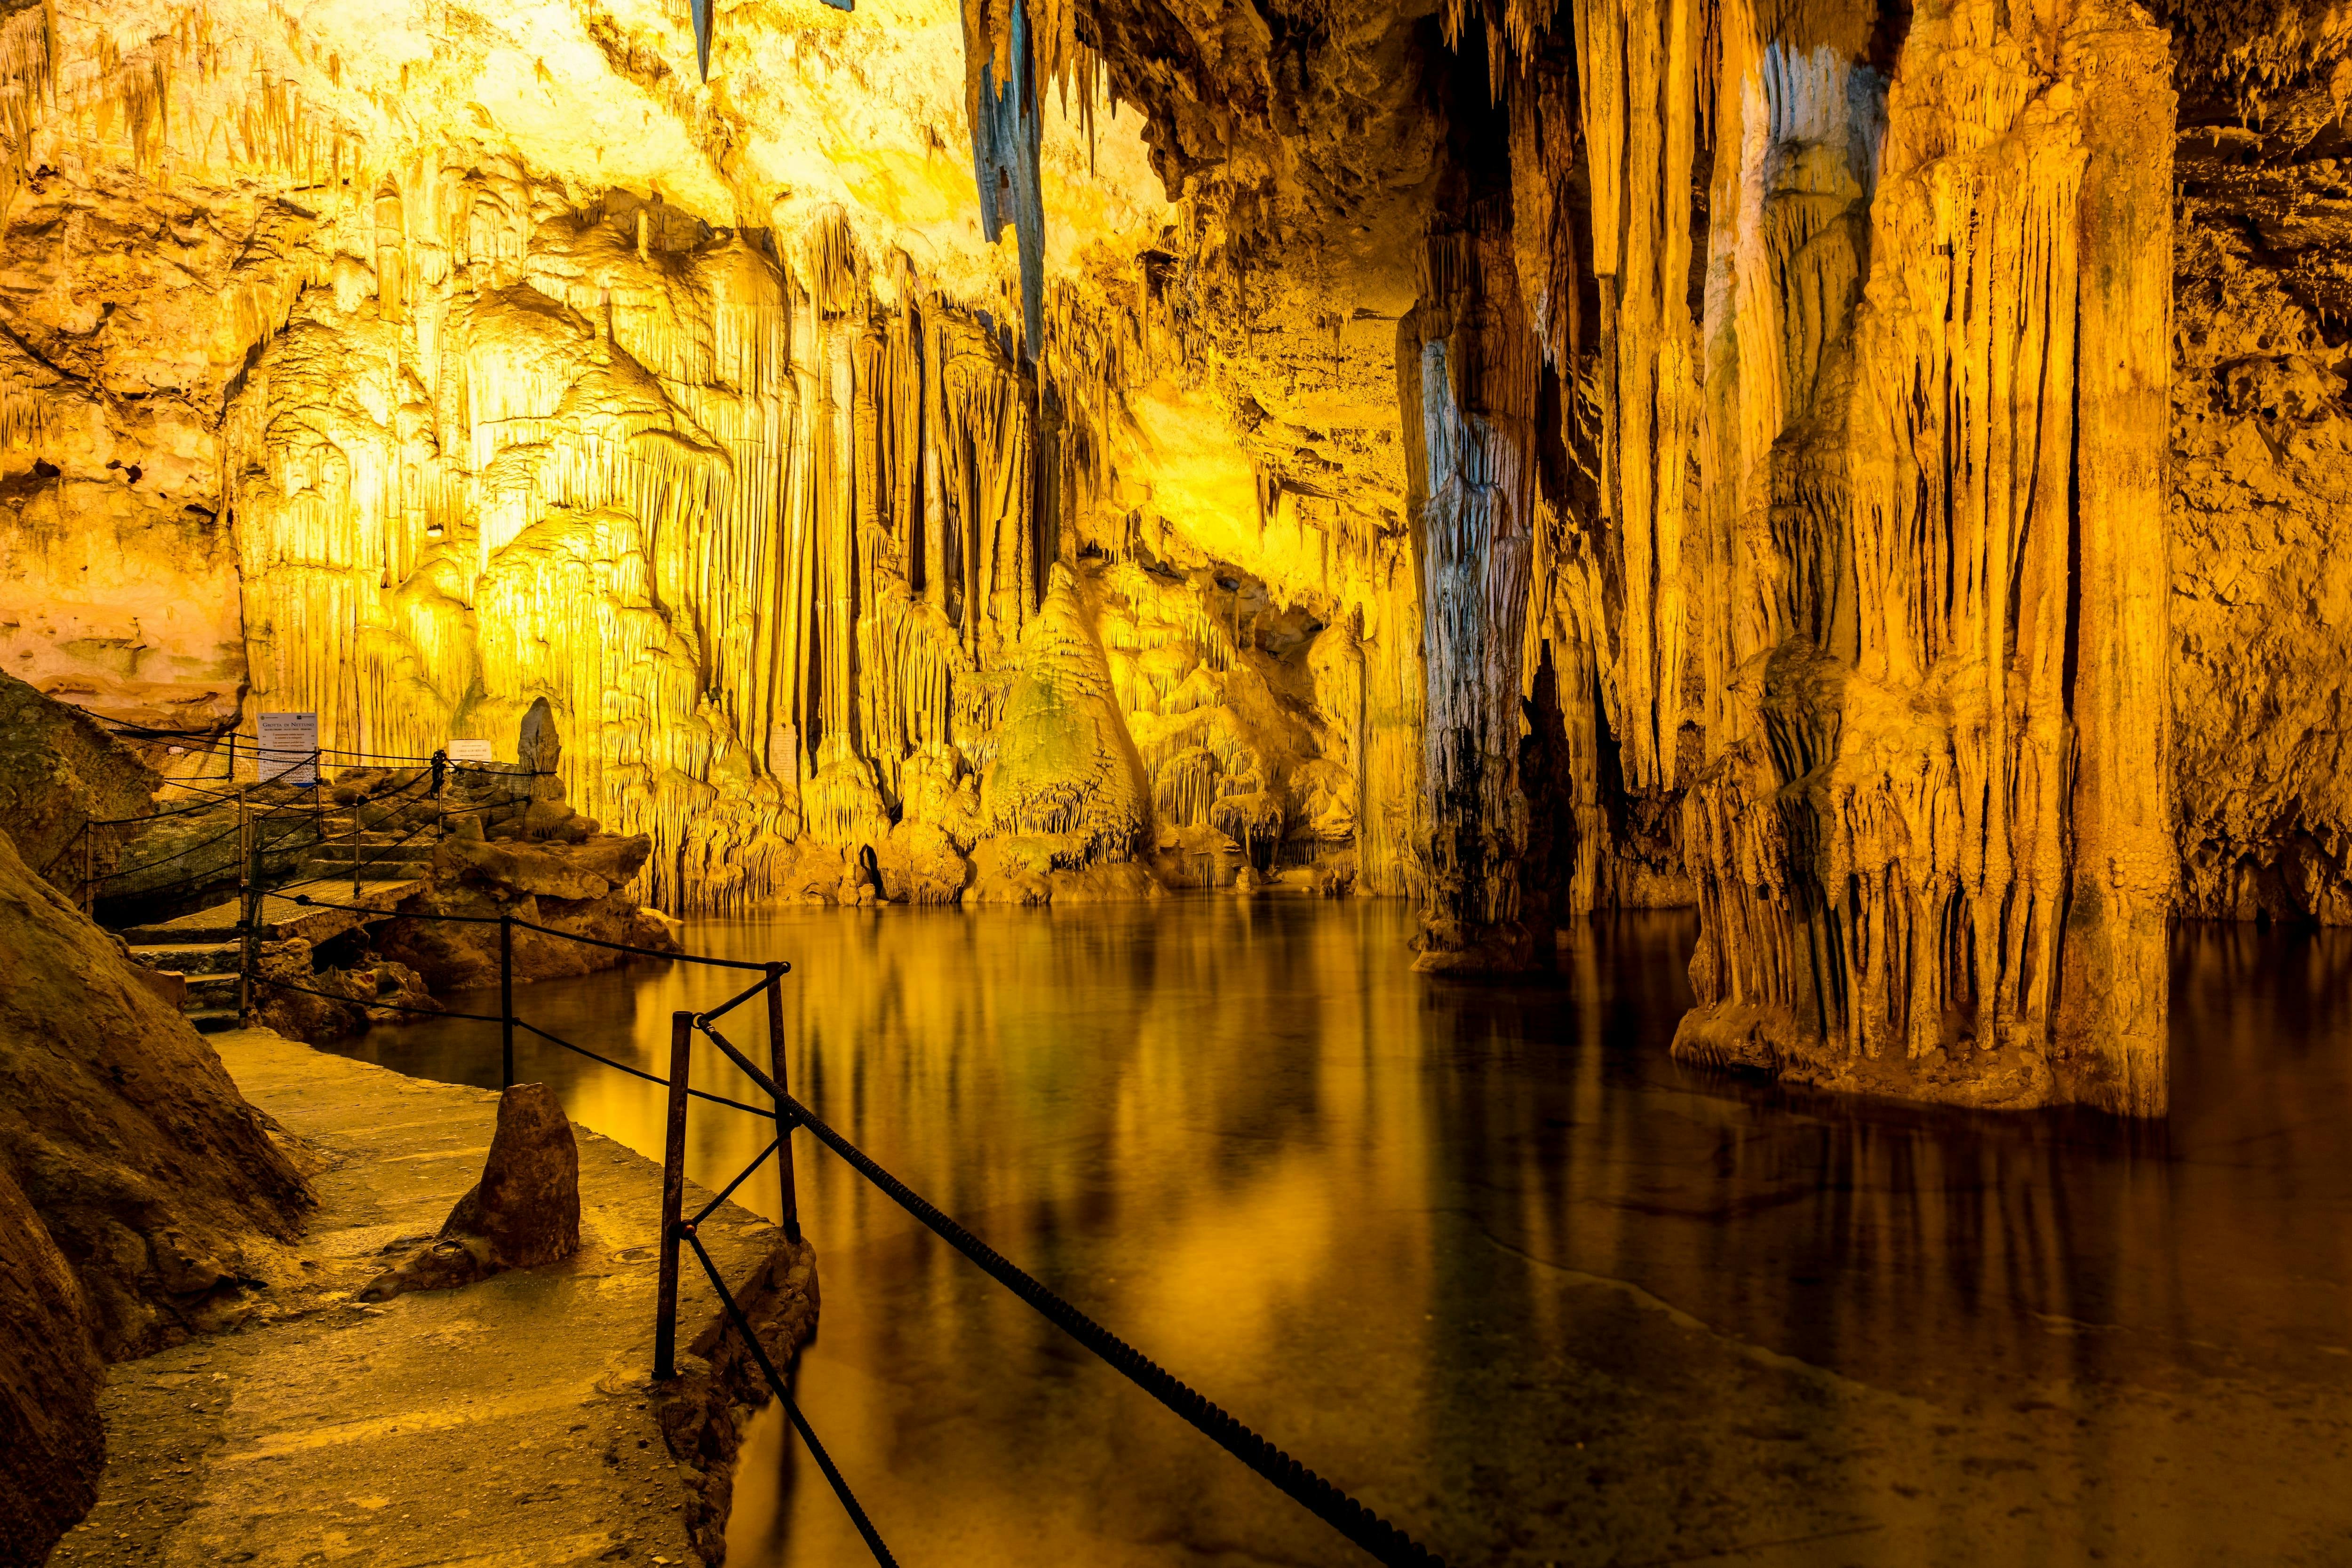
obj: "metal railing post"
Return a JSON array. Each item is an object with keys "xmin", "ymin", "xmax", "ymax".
[
  {"xmin": 654, "ymin": 1009, "xmax": 694, "ymax": 1380},
  {"xmin": 499, "ymin": 914, "xmax": 515, "ymax": 1090},
  {"xmin": 765, "ymin": 962, "xmax": 801, "ymax": 1243},
  {"xmin": 238, "ymin": 805, "xmax": 262, "ymax": 1022}
]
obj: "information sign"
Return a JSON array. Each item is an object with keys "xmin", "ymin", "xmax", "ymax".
[{"xmin": 256, "ymin": 712, "xmax": 318, "ymax": 785}]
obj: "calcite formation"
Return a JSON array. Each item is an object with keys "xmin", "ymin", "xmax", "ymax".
[{"xmin": 8, "ymin": 0, "xmax": 2352, "ymax": 1111}]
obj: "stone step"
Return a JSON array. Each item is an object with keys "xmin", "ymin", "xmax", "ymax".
[
  {"xmin": 309, "ymin": 837, "xmax": 442, "ymax": 859},
  {"xmin": 185, "ymin": 973, "xmax": 241, "ymax": 1008},
  {"xmin": 188, "ymin": 1008, "xmax": 240, "ymax": 1034},
  {"xmin": 117, "ymin": 879, "xmax": 426, "ymax": 945},
  {"xmin": 126, "ymin": 940, "xmax": 241, "ymax": 973}
]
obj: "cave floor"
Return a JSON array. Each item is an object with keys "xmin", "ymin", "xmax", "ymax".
[{"xmin": 49, "ymin": 1029, "xmax": 787, "ymax": 1568}]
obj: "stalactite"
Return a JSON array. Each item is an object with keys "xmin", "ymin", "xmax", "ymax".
[
  {"xmin": 964, "ymin": 0, "xmax": 1047, "ymax": 356},
  {"xmin": 1572, "ymin": 0, "xmax": 1700, "ymax": 795}
]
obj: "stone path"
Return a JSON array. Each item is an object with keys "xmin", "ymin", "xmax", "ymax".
[{"xmin": 51, "ymin": 1029, "xmax": 787, "ymax": 1568}]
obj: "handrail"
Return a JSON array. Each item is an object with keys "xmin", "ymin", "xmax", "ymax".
[
  {"xmin": 227, "ymin": 892, "xmax": 1445, "ymax": 1566},
  {"xmin": 690, "ymin": 1013, "xmax": 1446, "ymax": 1568}
]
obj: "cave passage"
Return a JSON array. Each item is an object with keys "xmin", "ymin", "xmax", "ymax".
[{"xmin": 335, "ymin": 902, "xmax": 2352, "ymax": 1566}]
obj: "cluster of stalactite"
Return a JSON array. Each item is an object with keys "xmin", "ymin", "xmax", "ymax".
[
  {"xmin": 191, "ymin": 163, "xmax": 1400, "ymax": 911},
  {"xmin": 215, "ymin": 158, "xmax": 1119, "ymax": 909}
]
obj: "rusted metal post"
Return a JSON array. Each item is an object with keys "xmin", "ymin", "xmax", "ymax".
[
  {"xmin": 238, "ymin": 809, "xmax": 262, "ymax": 1022},
  {"xmin": 764, "ymin": 963, "xmax": 801, "ymax": 1242},
  {"xmin": 654, "ymin": 1010, "xmax": 694, "ymax": 1380},
  {"xmin": 499, "ymin": 914, "xmax": 515, "ymax": 1090}
]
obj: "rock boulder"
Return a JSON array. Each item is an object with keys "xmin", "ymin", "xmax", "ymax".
[
  {"xmin": 0, "ymin": 666, "xmax": 159, "ymax": 894},
  {"xmin": 360, "ymin": 1084, "xmax": 580, "ymax": 1299},
  {"xmin": 0, "ymin": 826, "xmax": 312, "ymax": 1358}
]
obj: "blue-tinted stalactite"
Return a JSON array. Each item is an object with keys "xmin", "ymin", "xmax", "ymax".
[
  {"xmin": 691, "ymin": 0, "xmax": 853, "ymax": 81},
  {"xmin": 969, "ymin": 0, "xmax": 1046, "ymax": 359}
]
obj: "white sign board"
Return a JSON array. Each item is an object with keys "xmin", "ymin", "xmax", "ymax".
[
  {"xmin": 446, "ymin": 738, "xmax": 495, "ymax": 765},
  {"xmin": 256, "ymin": 712, "xmax": 318, "ymax": 785}
]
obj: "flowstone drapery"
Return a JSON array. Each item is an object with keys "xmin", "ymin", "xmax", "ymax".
[{"xmin": 1673, "ymin": 0, "xmax": 2176, "ymax": 1113}]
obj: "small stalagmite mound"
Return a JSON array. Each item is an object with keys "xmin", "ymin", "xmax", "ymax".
[
  {"xmin": 361, "ymin": 1084, "xmax": 581, "ymax": 1300},
  {"xmin": 981, "ymin": 564, "xmax": 1147, "ymax": 865}
]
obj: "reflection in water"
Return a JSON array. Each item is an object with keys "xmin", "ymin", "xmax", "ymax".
[{"xmin": 343, "ymin": 904, "xmax": 2352, "ymax": 1566}]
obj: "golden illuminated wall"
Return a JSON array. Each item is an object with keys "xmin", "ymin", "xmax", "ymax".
[{"xmin": 0, "ymin": 0, "xmax": 1427, "ymax": 908}]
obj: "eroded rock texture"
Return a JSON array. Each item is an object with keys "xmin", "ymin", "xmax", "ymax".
[
  {"xmin": 0, "ymin": 1157, "xmax": 104, "ymax": 1568},
  {"xmin": 0, "ymin": 827, "xmax": 314, "ymax": 1354},
  {"xmin": 0, "ymin": 664, "xmax": 157, "ymax": 892}
]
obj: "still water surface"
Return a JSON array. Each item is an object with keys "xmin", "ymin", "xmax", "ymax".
[{"xmin": 342, "ymin": 900, "xmax": 2352, "ymax": 1567}]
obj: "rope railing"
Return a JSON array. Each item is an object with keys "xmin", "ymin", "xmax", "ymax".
[
  {"xmin": 222, "ymin": 890, "xmax": 1444, "ymax": 1567},
  {"xmin": 681, "ymin": 1229, "xmax": 898, "ymax": 1566},
  {"xmin": 687, "ymin": 1014, "xmax": 1447, "ymax": 1568},
  {"xmin": 67, "ymin": 759, "xmax": 551, "ymax": 915}
]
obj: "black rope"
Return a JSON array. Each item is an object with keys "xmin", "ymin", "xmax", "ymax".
[
  {"xmin": 688, "ymin": 1018, "xmax": 1443, "ymax": 1568},
  {"xmin": 92, "ymin": 766, "xmax": 444, "ymax": 895},
  {"xmin": 691, "ymin": 1139, "xmax": 779, "ymax": 1228},
  {"xmin": 93, "ymin": 794, "xmax": 316, "ymax": 885},
  {"xmin": 680, "ymin": 1230, "xmax": 897, "ymax": 1567},
  {"xmin": 702, "ymin": 970, "xmax": 780, "ymax": 1022},
  {"xmin": 509, "ymin": 916, "xmax": 765, "ymax": 971},
  {"xmin": 509, "ymin": 1018, "xmax": 774, "ymax": 1117},
  {"xmin": 250, "ymin": 974, "xmax": 494, "ymax": 1022}
]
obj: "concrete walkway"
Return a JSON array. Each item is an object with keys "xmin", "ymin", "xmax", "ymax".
[{"xmin": 51, "ymin": 1030, "xmax": 789, "ymax": 1568}]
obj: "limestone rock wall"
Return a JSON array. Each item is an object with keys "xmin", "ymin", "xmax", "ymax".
[
  {"xmin": 0, "ymin": 1157, "xmax": 103, "ymax": 1568},
  {"xmin": 2168, "ymin": 79, "xmax": 2352, "ymax": 927},
  {"xmin": 0, "ymin": 825, "xmax": 313, "ymax": 1359},
  {"xmin": 0, "ymin": 0, "xmax": 1419, "ymax": 914},
  {"xmin": 0, "ymin": 664, "xmax": 158, "ymax": 891}
]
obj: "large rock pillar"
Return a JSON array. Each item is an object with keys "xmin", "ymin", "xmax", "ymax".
[
  {"xmin": 2057, "ymin": 2, "xmax": 2176, "ymax": 1115},
  {"xmin": 1674, "ymin": 0, "xmax": 2178, "ymax": 1112},
  {"xmin": 1404, "ymin": 199, "xmax": 1543, "ymax": 974}
]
